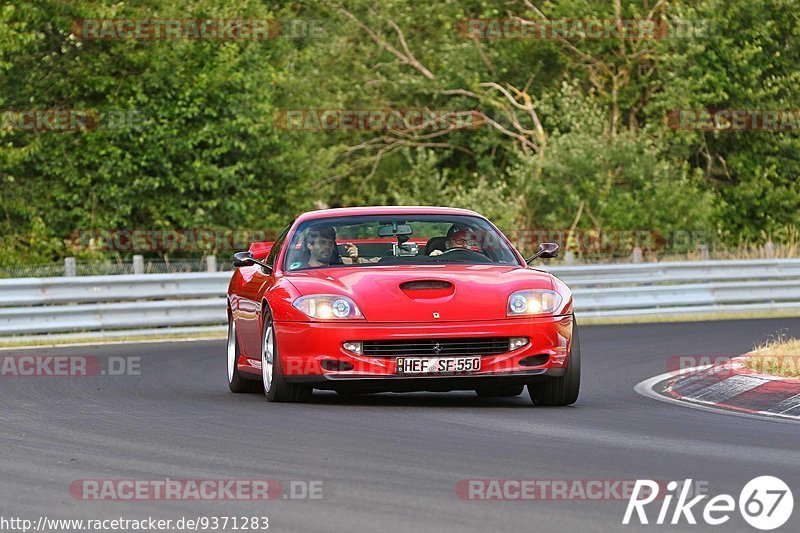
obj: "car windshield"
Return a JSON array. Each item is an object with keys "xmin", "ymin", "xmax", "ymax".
[{"xmin": 283, "ymin": 215, "xmax": 521, "ymax": 271}]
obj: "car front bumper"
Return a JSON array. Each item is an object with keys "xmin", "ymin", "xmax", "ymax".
[{"xmin": 245, "ymin": 314, "xmax": 575, "ymax": 390}]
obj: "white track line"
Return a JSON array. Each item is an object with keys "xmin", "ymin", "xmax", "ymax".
[
  {"xmin": 634, "ymin": 366, "xmax": 800, "ymax": 424},
  {"xmin": 776, "ymin": 393, "xmax": 800, "ymax": 416}
]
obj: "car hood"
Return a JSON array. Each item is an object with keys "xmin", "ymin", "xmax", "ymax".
[{"xmin": 284, "ymin": 264, "xmax": 557, "ymax": 322}]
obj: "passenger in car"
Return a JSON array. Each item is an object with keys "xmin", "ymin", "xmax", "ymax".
[
  {"xmin": 291, "ymin": 225, "xmax": 379, "ymax": 268},
  {"xmin": 302, "ymin": 226, "xmax": 342, "ymax": 267}
]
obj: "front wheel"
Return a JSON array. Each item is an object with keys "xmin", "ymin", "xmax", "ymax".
[
  {"xmin": 527, "ymin": 319, "xmax": 581, "ymax": 406},
  {"xmin": 261, "ymin": 311, "xmax": 312, "ymax": 403}
]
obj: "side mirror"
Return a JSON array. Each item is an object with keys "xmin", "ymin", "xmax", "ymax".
[
  {"xmin": 525, "ymin": 242, "xmax": 559, "ymax": 264},
  {"xmin": 233, "ymin": 251, "xmax": 271, "ymax": 271},
  {"xmin": 233, "ymin": 251, "xmax": 255, "ymax": 267}
]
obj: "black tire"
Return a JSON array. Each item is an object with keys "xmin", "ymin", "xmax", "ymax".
[
  {"xmin": 527, "ymin": 318, "xmax": 581, "ymax": 406},
  {"xmin": 475, "ymin": 384, "xmax": 524, "ymax": 397},
  {"xmin": 227, "ymin": 317, "xmax": 260, "ymax": 393},
  {"xmin": 262, "ymin": 310, "xmax": 312, "ymax": 403}
]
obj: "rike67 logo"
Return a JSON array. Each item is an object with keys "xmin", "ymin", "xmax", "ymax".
[{"xmin": 623, "ymin": 477, "xmax": 794, "ymax": 530}]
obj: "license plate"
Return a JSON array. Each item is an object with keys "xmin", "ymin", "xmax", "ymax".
[{"xmin": 395, "ymin": 356, "xmax": 481, "ymax": 374}]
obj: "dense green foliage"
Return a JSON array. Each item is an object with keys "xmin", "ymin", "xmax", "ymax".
[{"xmin": 1, "ymin": 0, "xmax": 798, "ymax": 264}]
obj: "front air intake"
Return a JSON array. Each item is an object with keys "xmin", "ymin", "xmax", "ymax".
[
  {"xmin": 519, "ymin": 354, "xmax": 550, "ymax": 367},
  {"xmin": 399, "ymin": 280, "xmax": 453, "ymax": 290},
  {"xmin": 363, "ymin": 337, "xmax": 509, "ymax": 357}
]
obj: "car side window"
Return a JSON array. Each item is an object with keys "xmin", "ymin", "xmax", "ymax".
[{"xmin": 266, "ymin": 223, "xmax": 292, "ymax": 268}]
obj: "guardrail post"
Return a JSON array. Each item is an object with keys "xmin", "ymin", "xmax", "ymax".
[
  {"xmin": 564, "ymin": 251, "xmax": 575, "ymax": 264},
  {"xmin": 631, "ymin": 247, "xmax": 643, "ymax": 263},
  {"xmin": 699, "ymin": 245, "xmax": 710, "ymax": 260},
  {"xmin": 133, "ymin": 255, "xmax": 144, "ymax": 275},
  {"xmin": 64, "ymin": 257, "xmax": 76, "ymax": 277},
  {"xmin": 206, "ymin": 256, "xmax": 217, "ymax": 272}
]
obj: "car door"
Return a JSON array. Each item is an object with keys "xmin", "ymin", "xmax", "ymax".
[{"xmin": 235, "ymin": 224, "xmax": 291, "ymax": 358}]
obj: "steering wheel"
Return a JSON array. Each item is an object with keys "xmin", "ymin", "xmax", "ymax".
[{"xmin": 433, "ymin": 248, "xmax": 491, "ymax": 261}]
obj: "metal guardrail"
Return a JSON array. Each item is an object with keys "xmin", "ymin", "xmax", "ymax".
[
  {"xmin": 1, "ymin": 259, "xmax": 799, "ymax": 337},
  {"xmin": 0, "ymin": 272, "xmax": 230, "ymax": 306}
]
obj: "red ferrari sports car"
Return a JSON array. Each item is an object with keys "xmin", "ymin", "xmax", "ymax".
[{"xmin": 226, "ymin": 206, "xmax": 579, "ymax": 405}]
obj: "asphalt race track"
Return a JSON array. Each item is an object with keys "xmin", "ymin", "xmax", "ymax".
[{"xmin": 2, "ymin": 318, "xmax": 799, "ymax": 533}]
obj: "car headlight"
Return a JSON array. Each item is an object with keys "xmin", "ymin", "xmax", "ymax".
[
  {"xmin": 292, "ymin": 295, "xmax": 364, "ymax": 320},
  {"xmin": 507, "ymin": 290, "xmax": 562, "ymax": 316}
]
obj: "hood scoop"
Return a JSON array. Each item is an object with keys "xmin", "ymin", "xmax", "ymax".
[
  {"xmin": 400, "ymin": 280, "xmax": 455, "ymax": 300},
  {"xmin": 400, "ymin": 280, "xmax": 452, "ymax": 290}
]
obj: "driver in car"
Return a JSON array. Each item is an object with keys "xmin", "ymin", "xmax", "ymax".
[{"xmin": 429, "ymin": 228, "xmax": 482, "ymax": 256}]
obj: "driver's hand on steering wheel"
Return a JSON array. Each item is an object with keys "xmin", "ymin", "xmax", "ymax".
[{"xmin": 429, "ymin": 249, "xmax": 444, "ymax": 256}]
